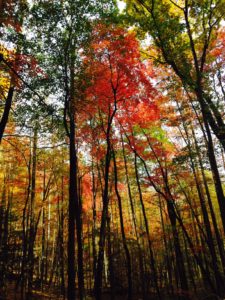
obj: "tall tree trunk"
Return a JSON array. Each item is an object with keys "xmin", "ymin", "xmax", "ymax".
[
  {"xmin": 107, "ymin": 215, "xmax": 115, "ymax": 300},
  {"xmin": 166, "ymin": 197, "xmax": 189, "ymax": 298},
  {"xmin": 67, "ymin": 118, "xmax": 76, "ymax": 300},
  {"xmin": 94, "ymin": 137, "xmax": 112, "ymax": 300},
  {"xmin": 203, "ymin": 119, "xmax": 225, "ymax": 235},
  {"xmin": 27, "ymin": 126, "xmax": 38, "ymax": 298},
  {"xmin": 176, "ymin": 100, "xmax": 224, "ymax": 295},
  {"xmin": 91, "ymin": 156, "xmax": 97, "ymax": 280},
  {"xmin": 66, "ymin": 57, "xmax": 84, "ymax": 300},
  {"xmin": 158, "ymin": 195, "xmax": 174, "ymax": 297},
  {"xmin": 192, "ymin": 127, "xmax": 225, "ymax": 275},
  {"xmin": 121, "ymin": 135, "xmax": 146, "ymax": 299},
  {"xmin": 94, "ymin": 101, "xmax": 117, "ymax": 299},
  {"xmin": 60, "ymin": 175, "xmax": 66, "ymax": 298},
  {"xmin": 112, "ymin": 149, "xmax": 132, "ymax": 300},
  {"xmin": 134, "ymin": 154, "xmax": 161, "ymax": 299},
  {"xmin": 67, "ymin": 117, "xmax": 81, "ymax": 300}
]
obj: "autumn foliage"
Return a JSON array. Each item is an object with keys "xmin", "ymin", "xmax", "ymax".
[{"xmin": 1, "ymin": 1, "xmax": 225, "ymax": 300}]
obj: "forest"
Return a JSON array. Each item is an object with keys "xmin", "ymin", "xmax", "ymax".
[{"xmin": 1, "ymin": 0, "xmax": 225, "ymax": 300}]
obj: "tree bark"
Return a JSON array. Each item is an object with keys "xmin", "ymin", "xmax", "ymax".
[
  {"xmin": 0, "ymin": 87, "xmax": 14, "ymax": 143},
  {"xmin": 112, "ymin": 149, "xmax": 132, "ymax": 300}
]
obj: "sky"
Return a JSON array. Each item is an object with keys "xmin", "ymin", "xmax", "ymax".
[{"xmin": 117, "ymin": 1, "xmax": 126, "ymax": 12}]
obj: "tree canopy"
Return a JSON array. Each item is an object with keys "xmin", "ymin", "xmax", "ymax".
[{"xmin": 1, "ymin": 1, "xmax": 225, "ymax": 300}]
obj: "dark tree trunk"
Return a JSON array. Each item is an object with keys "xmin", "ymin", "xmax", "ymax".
[
  {"xmin": 67, "ymin": 118, "xmax": 77, "ymax": 300},
  {"xmin": 94, "ymin": 139, "xmax": 111, "ymax": 300},
  {"xmin": 121, "ymin": 135, "xmax": 146, "ymax": 299},
  {"xmin": 158, "ymin": 195, "xmax": 174, "ymax": 297},
  {"xmin": 192, "ymin": 127, "xmax": 225, "ymax": 275},
  {"xmin": 68, "ymin": 116, "xmax": 84, "ymax": 300},
  {"xmin": 27, "ymin": 126, "xmax": 38, "ymax": 298},
  {"xmin": 204, "ymin": 119, "xmax": 225, "ymax": 235},
  {"xmin": 0, "ymin": 87, "xmax": 14, "ymax": 143},
  {"xmin": 107, "ymin": 215, "xmax": 115, "ymax": 300},
  {"xmin": 134, "ymin": 154, "xmax": 161, "ymax": 299},
  {"xmin": 94, "ymin": 100, "xmax": 117, "ymax": 299},
  {"xmin": 112, "ymin": 149, "xmax": 132, "ymax": 300},
  {"xmin": 166, "ymin": 199, "xmax": 189, "ymax": 297}
]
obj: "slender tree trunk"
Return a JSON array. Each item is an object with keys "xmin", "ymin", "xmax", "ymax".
[
  {"xmin": 94, "ymin": 102, "xmax": 117, "ymax": 299},
  {"xmin": 68, "ymin": 118, "xmax": 78, "ymax": 300},
  {"xmin": 91, "ymin": 156, "xmax": 97, "ymax": 280},
  {"xmin": 0, "ymin": 179, "xmax": 6, "ymax": 292},
  {"xmin": 66, "ymin": 55, "xmax": 84, "ymax": 299},
  {"xmin": 107, "ymin": 215, "xmax": 115, "ymax": 300},
  {"xmin": 204, "ymin": 120, "xmax": 225, "ymax": 235},
  {"xmin": 192, "ymin": 127, "xmax": 225, "ymax": 274},
  {"xmin": 134, "ymin": 154, "xmax": 161, "ymax": 299},
  {"xmin": 94, "ymin": 140, "xmax": 111, "ymax": 299},
  {"xmin": 27, "ymin": 126, "xmax": 38, "ymax": 298},
  {"xmin": 0, "ymin": 181, "xmax": 10, "ymax": 296},
  {"xmin": 176, "ymin": 100, "xmax": 224, "ymax": 295},
  {"xmin": 166, "ymin": 198, "xmax": 189, "ymax": 298},
  {"xmin": 121, "ymin": 135, "xmax": 146, "ymax": 299},
  {"xmin": 112, "ymin": 149, "xmax": 132, "ymax": 300},
  {"xmin": 60, "ymin": 175, "xmax": 66, "ymax": 298},
  {"xmin": 158, "ymin": 195, "xmax": 174, "ymax": 297}
]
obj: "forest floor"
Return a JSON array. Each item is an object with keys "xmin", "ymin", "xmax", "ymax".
[
  {"xmin": 3, "ymin": 291, "xmax": 156, "ymax": 300},
  {"xmin": 1, "ymin": 282, "xmax": 220, "ymax": 300},
  {"xmin": 3, "ymin": 292, "xmax": 222, "ymax": 300},
  {"xmin": 2, "ymin": 288, "xmax": 163, "ymax": 300},
  {"xmin": 2, "ymin": 286, "xmax": 150, "ymax": 300},
  {"xmin": 2, "ymin": 281, "xmax": 162, "ymax": 300},
  {"xmin": 2, "ymin": 293, "xmax": 221, "ymax": 300}
]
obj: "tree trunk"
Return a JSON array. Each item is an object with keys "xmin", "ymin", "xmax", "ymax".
[
  {"xmin": 0, "ymin": 87, "xmax": 14, "ymax": 143},
  {"xmin": 112, "ymin": 149, "xmax": 132, "ymax": 300},
  {"xmin": 134, "ymin": 154, "xmax": 161, "ymax": 299}
]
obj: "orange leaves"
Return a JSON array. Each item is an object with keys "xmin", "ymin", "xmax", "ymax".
[
  {"xmin": 119, "ymin": 101, "xmax": 160, "ymax": 131},
  {"xmin": 84, "ymin": 23, "xmax": 156, "ymax": 117},
  {"xmin": 210, "ymin": 29, "xmax": 225, "ymax": 60},
  {"xmin": 76, "ymin": 23, "xmax": 160, "ymax": 171},
  {"xmin": 206, "ymin": 28, "xmax": 225, "ymax": 76}
]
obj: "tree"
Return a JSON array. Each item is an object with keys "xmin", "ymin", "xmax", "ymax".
[
  {"xmin": 24, "ymin": 2, "xmax": 116, "ymax": 299},
  {"xmin": 82, "ymin": 23, "xmax": 156, "ymax": 298},
  {"xmin": 124, "ymin": 0, "xmax": 225, "ymax": 237}
]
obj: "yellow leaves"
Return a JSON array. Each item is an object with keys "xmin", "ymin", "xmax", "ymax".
[
  {"xmin": 0, "ymin": 45, "xmax": 11, "ymax": 61},
  {"xmin": 0, "ymin": 44, "xmax": 15, "ymax": 67},
  {"xmin": 165, "ymin": 0, "xmax": 184, "ymax": 17},
  {"xmin": 0, "ymin": 44, "xmax": 12, "ymax": 99},
  {"xmin": 0, "ymin": 73, "xmax": 10, "ymax": 97}
]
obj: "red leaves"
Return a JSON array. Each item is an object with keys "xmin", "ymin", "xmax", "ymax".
[
  {"xmin": 0, "ymin": 46, "xmax": 44, "ymax": 89},
  {"xmin": 210, "ymin": 29, "xmax": 225, "ymax": 61},
  {"xmin": 206, "ymin": 28, "xmax": 225, "ymax": 76},
  {"xmin": 75, "ymin": 23, "xmax": 160, "ymax": 171},
  {"xmin": 84, "ymin": 23, "xmax": 156, "ymax": 120},
  {"xmin": 2, "ymin": 17, "xmax": 22, "ymax": 33},
  {"xmin": 118, "ymin": 101, "xmax": 159, "ymax": 132},
  {"xmin": 0, "ymin": 0, "xmax": 22, "ymax": 32}
]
